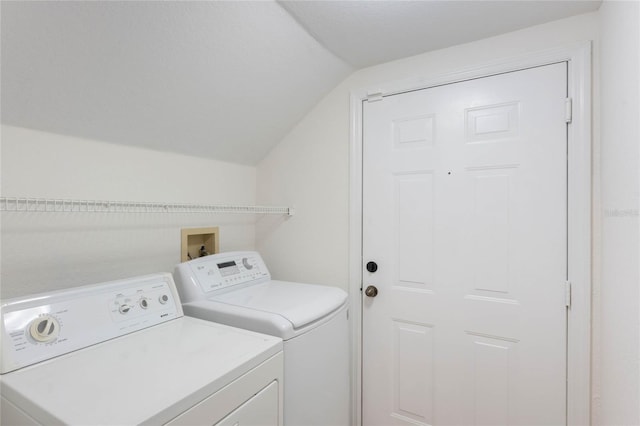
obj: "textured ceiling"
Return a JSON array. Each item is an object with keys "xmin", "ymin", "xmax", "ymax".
[{"xmin": 1, "ymin": 1, "xmax": 601, "ymax": 166}]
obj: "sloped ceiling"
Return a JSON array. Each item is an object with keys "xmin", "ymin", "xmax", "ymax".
[
  {"xmin": 279, "ymin": 0, "xmax": 601, "ymax": 68},
  {"xmin": 1, "ymin": 1, "xmax": 600, "ymax": 166}
]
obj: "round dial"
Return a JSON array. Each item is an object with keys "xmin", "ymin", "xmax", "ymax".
[
  {"xmin": 139, "ymin": 298, "xmax": 149, "ymax": 309},
  {"xmin": 242, "ymin": 258, "xmax": 253, "ymax": 270},
  {"xmin": 29, "ymin": 315, "xmax": 60, "ymax": 343}
]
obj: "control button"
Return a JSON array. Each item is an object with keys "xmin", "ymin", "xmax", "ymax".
[
  {"xmin": 29, "ymin": 316, "xmax": 60, "ymax": 343},
  {"xmin": 119, "ymin": 304, "xmax": 132, "ymax": 314},
  {"xmin": 139, "ymin": 298, "xmax": 149, "ymax": 309},
  {"xmin": 159, "ymin": 294, "xmax": 169, "ymax": 304}
]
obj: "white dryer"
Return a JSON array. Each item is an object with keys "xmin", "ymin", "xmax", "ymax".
[
  {"xmin": 0, "ymin": 273, "xmax": 283, "ymax": 425},
  {"xmin": 174, "ymin": 251, "xmax": 350, "ymax": 426}
]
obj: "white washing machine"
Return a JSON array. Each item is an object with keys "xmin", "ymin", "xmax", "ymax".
[
  {"xmin": 174, "ymin": 251, "xmax": 350, "ymax": 426},
  {"xmin": 0, "ymin": 273, "xmax": 284, "ymax": 425}
]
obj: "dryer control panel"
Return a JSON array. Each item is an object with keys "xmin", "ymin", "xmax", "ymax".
[
  {"xmin": 0, "ymin": 273, "xmax": 182, "ymax": 374},
  {"xmin": 175, "ymin": 251, "xmax": 271, "ymax": 301}
]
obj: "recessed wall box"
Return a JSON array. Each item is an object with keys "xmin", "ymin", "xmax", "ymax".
[{"xmin": 181, "ymin": 227, "xmax": 219, "ymax": 262}]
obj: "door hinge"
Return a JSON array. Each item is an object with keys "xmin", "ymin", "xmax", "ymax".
[
  {"xmin": 565, "ymin": 280, "xmax": 572, "ymax": 308},
  {"xmin": 565, "ymin": 98, "xmax": 573, "ymax": 123},
  {"xmin": 366, "ymin": 91, "xmax": 384, "ymax": 103}
]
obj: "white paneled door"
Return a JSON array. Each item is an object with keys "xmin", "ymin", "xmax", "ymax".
[{"xmin": 362, "ymin": 63, "xmax": 568, "ymax": 426}]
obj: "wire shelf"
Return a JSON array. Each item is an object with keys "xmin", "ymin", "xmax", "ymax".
[{"xmin": 0, "ymin": 197, "xmax": 294, "ymax": 216}]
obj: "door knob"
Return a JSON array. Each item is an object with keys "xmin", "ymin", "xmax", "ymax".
[
  {"xmin": 366, "ymin": 261, "xmax": 378, "ymax": 273},
  {"xmin": 365, "ymin": 285, "xmax": 378, "ymax": 298}
]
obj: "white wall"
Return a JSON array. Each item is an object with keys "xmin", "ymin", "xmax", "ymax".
[
  {"xmin": 1, "ymin": 125, "xmax": 258, "ymax": 299},
  {"xmin": 598, "ymin": 1, "xmax": 640, "ymax": 424},
  {"xmin": 254, "ymin": 8, "xmax": 636, "ymax": 425}
]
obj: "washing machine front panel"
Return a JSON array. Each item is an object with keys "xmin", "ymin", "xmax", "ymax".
[{"xmin": 283, "ymin": 304, "xmax": 350, "ymax": 426}]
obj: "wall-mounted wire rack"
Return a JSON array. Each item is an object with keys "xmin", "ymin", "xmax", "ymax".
[{"xmin": 0, "ymin": 197, "xmax": 294, "ymax": 216}]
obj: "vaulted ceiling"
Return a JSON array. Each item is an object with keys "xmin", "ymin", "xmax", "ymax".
[{"xmin": 1, "ymin": 1, "xmax": 600, "ymax": 165}]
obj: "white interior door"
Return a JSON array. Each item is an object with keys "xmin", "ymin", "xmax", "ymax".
[{"xmin": 362, "ymin": 63, "xmax": 568, "ymax": 426}]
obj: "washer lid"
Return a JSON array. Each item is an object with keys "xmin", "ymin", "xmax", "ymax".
[{"xmin": 210, "ymin": 280, "xmax": 348, "ymax": 329}]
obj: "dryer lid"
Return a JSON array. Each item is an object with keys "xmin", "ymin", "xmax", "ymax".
[
  {"xmin": 209, "ymin": 280, "xmax": 347, "ymax": 329},
  {"xmin": 0, "ymin": 317, "xmax": 282, "ymax": 425}
]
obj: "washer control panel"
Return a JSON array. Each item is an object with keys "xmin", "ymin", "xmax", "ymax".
[
  {"xmin": 0, "ymin": 273, "xmax": 182, "ymax": 374},
  {"xmin": 175, "ymin": 251, "xmax": 270, "ymax": 299}
]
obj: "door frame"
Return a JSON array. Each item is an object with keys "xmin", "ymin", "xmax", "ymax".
[{"xmin": 348, "ymin": 42, "xmax": 592, "ymax": 426}]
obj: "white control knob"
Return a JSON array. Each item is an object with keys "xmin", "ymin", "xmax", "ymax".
[
  {"xmin": 29, "ymin": 315, "xmax": 60, "ymax": 343},
  {"xmin": 158, "ymin": 294, "xmax": 169, "ymax": 304},
  {"xmin": 119, "ymin": 304, "xmax": 132, "ymax": 314}
]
